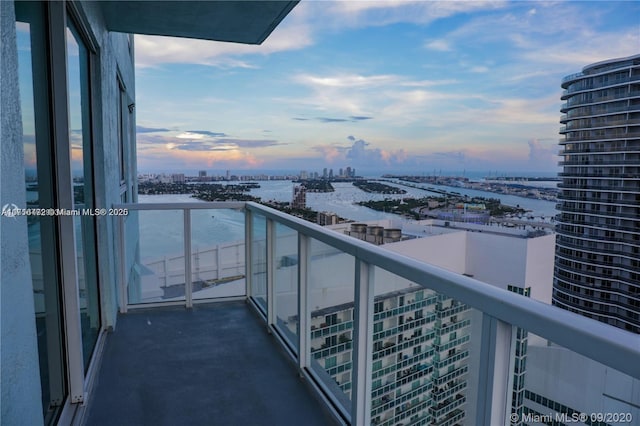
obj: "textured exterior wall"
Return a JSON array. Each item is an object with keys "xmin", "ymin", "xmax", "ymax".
[
  {"xmin": 0, "ymin": 0, "xmax": 44, "ymax": 424},
  {"xmin": 77, "ymin": 1, "xmax": 136, "ymax": 329}
]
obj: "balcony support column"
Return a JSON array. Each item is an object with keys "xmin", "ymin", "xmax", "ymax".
[
  {"xmin": 476, "ymin": 314, "xmax": 513, "ymax": 425},
  {"xmin": 184, "ymin": 209, "xmax": 193, "ymax": 308},
  {"xmin": 266, "ymin": 218, "xmax": 275, "ymax": 329},
  {"xmin": 118, "ymin": 214, "xmax": 128, "ymax": 313},
  {"xmin": 352, "ymin": 259, "xmax": 374, "ymax": 426},
  {"xmin": 298, "ymin": 234, "xmax": 310, "ymax": 372},
  {"xmin": 245, "ymin": 208, "xmax": 253, "ymax": 299}
]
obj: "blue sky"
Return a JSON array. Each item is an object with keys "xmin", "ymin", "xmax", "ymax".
[{"xmin": 134, "ymin": 1, "xmax": 640, "ymax": 176}]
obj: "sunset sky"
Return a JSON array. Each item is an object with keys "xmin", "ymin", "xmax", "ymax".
[{"xmin": 134, "ymin": 0, "xmax": 640, "ymax": 176}]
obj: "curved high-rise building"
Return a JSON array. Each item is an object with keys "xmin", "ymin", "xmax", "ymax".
[{"xmin": 554, "ymin": 54, "xmax": 640, "ymax": 334}]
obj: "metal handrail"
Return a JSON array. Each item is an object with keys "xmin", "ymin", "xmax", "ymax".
[
  {"xmin": 243, "ymin": 202, "xmax": 640, "ymax": 380},
  {"xmin": 116, "ymin": 201, "xmax": 246, "ymax": 210}
]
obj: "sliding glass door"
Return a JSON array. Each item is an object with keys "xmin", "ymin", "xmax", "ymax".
[
  {"xmin": 15, "ymin": 1, "xmax": 102, "ymax": 421},
  {"xmin": 16, "ymin": 2, "xmax": 67, "ymax": 422}
]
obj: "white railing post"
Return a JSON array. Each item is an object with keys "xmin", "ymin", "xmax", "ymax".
[
  {"xmin": 352, "ymin": 259, "xmax": 374, "ymax": 426},
  {"xmin": 245, "ymin": 208, "xmax": 253, "ymax": 299},
  {"xmin": 266, "ymin": 218, "xmax": 275, "ymax": 328},
  {"xmin": 298, "ymin": 233, "xmax": 310, "ymax": 372},
  {"xmin": 194, "ymin": 246, "xmax": 200, "ymax": 282},
  {"xmin": 163, "ymin": 256, "xmax": 168, "ymax": 288},
  {"xmin": 476, "ymin": 313, "xmax": 513, "ymax": 425},
  {"xmin": 217, "ymin": 243, "xmax": 223, "ymax": 280},
  {"xmin": 184, "ymin": 209, "xmax": 193, "ymax": 308},
  {"xmin": 118, "ymin": 214, "xmax": 127, "ymax": 313}
]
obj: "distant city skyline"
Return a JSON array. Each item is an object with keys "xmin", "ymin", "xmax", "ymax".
[{"xmin": 134, "ymin": 1, "xmax": 640, "ymax": 174}]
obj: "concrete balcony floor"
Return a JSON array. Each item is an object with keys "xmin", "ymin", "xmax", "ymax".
[{"xmin": 85, "ymin": 301, "xmax": 337, "ymax": 426}]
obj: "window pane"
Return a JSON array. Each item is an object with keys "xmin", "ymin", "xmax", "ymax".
[
  {"xmin": 16, "ymin": 2, "xmax": 67, "ymax": 422},
  {"xmin": 308, "ymin": 238, "xmax": 355, "ymax": 416},
  {"xmin": 67, "ymin": 19, "xmax": 100, "ymax": 370},
  {"xmin": 190, "ymin": 208, "xmax": 246, "ymax": 300},
  {"xmin": 274, "ymin": 223, "xmax": 299, "ymax": 351},
  {"xmin": 125, "ymin": 209, "xmax": 185, "ymax": 304}
]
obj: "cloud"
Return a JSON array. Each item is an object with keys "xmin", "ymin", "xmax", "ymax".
[
  {"xmin": 133, "ymin": 1, "xmax": 505, "ymax": 69},
  {"xmin": 346, "ymin": 138, "xmax": 407, "ymax": 165},
  {"xmin": 293, "ymin": 73, "xmax": 399, "ymax": 89},
  {"xmin": 176, "ymin": 132, "xmax": 207, "ymax": 140},
  {"xmin": 134, "ymin": 1, "xmax": 507, "ymax": 69},
  {"xmin": 136, "ymin": 134, "xmax": 173, "ymax": 145},
  {"xmin": 436, "ymin": 2, "xmax": 639, "ymax": 69},
  {"xmin": 527, "ymin": 138, "xmax": 557, "ymax": 164},
  {"xmin": 470, "ymin": 66, "xmax": 490, "ymax": 73},
  {"xmin": 293, "ymin": 116, "xmax": 374, "ymax": 123},
  {"xmin": 171, "ymin": 142, "xmax": 234, "ymax": 152},
  {"xmin": 317, "ymin": 116, "xmax": 373, "ymax": 123},
  {"xmin": 312, "ymin": 143, "xmax": 348, "ymax": 163},
  {"xmin": 215, "ymin": 139, "xmax": 282, "ymax": 148},
  {"xmin": 136, "ymin": 125, "xmax": 170, "ymax": 133},
  {"xmin": 137, "ymin": 130, "xmax": 283, "ymax": 152},
  {"xmin": 138, "ymin": 147, "xmax": 264, "ymax": 170},
  {"xmin": 289, "ymin": 72, "xmax": 459, "ymax": 120},
  {"xmin": 399, "ymin": 80, "xmax": 458, "ymax": 88},
  {"xmin": 134, "ymin": 2, "xmax": 315, "ymax": 68},
  {"xmin": 187, "ymin": 130, "xmax": 228, "ymax": 137},
  {"xmin": 325, "ymin": 1, "xmax": 507, "ymax": 28},
  {"xmin": 318, "ymin": 117, "xmax": 350, "ymax": 123},
  {"xmin": 433, "ymin": 151, "xmax": 466, "ymax": 161},
  {"xmin": 313, "ymin": 136, "xmax": 408, "ymax": 168},
  {"xmin": 425, "ymin": 39, "xmax": 452, "ymax": 52}
]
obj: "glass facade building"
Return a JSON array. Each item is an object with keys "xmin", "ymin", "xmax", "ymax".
[{"xmin": 555, "ymin": 54, "xmax": 640, "ymax": 333}]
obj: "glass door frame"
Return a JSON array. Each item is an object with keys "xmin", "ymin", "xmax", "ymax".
[{"xmin": 46, "ymin": 0, "xmax": 104, "ymax": 419}]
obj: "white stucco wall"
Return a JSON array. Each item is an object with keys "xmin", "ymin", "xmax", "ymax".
[
  {"xmin": 524, "ymin": 234, "xmax": 555, "ymax": 304},
  {"xmin": 526, "ymin": 345, "xmax": 640, "ymax": 421},
  {"xmin": 383, "ymin": 230, "xmax": 468, "ymax": 274},
  {"xmin": 465, "ymin": 232, "xmax": 528, "ymax": 289},
  {"xmin": 1, "ymin": 1, "xmax": 44, "ymax": 423},
  {"xmin": 77, "ymin": 1, "xmax": 136, "ymax": 330}
]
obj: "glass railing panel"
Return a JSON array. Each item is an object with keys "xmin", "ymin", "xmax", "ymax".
[
  {"xmin": 124, "ymin": 209, "xmax": 185, "ymax": 304},
  {"xmin": 370, "ymin": 266, "xmax": 479, "ymax": 426},
  {"xmin": 190, "ymin": 208, "xmax": 246, "ymax": 300},
  {"xmin": 274, "ymin": 223, "xmax": 299, "ymax": 351},
  {"xmin": 508, "ymin": 328, "xmax": 639, "ymax": 426},
  {"xmin": 308, "ymin": 238, "xmax": 356, "ymax": 416},
  {"xmin": 250, "ymin": 213, "xmax": 267, "ymax": 312}
]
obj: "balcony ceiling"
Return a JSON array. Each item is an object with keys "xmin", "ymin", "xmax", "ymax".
[{"xmin": 100, "ymin": 1, "xmax": 298, "ymax": 44}]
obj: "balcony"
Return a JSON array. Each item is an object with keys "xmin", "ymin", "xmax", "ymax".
[
  {"xmin": 85, "ymin": 301, "xmax": 336, "ymax": 425},
  {"xmin": 90, "ymin": 201, "xmax": 640, "ymax": 425},
  {"xmin": 562, "ymin": 131, "xmax": 640, "ymax": 142},
  {"xmin": 560, "ymin": 104, "xmax": 640, "ymax": 121}
]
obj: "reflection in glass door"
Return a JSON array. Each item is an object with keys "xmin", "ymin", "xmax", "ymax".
[
  {"xmin": 15, "ymin": 2, "xmax": 67, "ymax": 423},
  {"xmin": 66, "ymin": 18, "xmax": 101, "ymax": 371}
]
